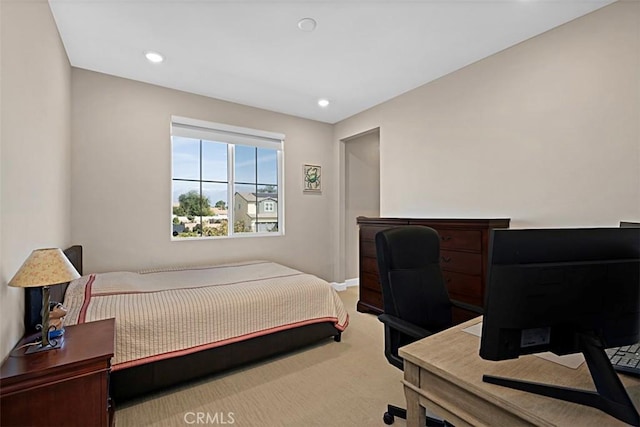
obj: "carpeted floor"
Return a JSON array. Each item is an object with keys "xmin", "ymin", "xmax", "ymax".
[{"xmin": 114, "ymin": 287, "xmax": 407, "ymax": 427}]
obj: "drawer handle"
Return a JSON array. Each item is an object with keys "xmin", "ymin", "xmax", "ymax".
[
  {"xmin": 441, "ymin": 256, "xmax": 452, "ymax": 263},
  {"xmin": 441, "ymin": 236, "xmax": 452, "ymax": 241}
]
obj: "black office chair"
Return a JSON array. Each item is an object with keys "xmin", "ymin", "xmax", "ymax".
[{"xmin": 375, "ymin": 226, "xmax": 483, "ymax": 425}]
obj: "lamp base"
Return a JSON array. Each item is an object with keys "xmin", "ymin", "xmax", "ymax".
[{"xmin": 25, "ymin": 336, "xmax": 64, "ymax": 354}]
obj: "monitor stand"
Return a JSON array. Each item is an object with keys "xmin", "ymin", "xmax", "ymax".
[{"xmin": 483, "ymin": 333, "xmax": 640, "ymax": 426}]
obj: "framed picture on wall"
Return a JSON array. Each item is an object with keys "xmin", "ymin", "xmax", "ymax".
[{"xmin": 303, "ymin": 164, "xmax": 321, "ymax": 193}]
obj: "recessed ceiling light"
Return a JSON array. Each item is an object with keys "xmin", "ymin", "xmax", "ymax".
[
  {"xmin": 318, "ymin": 99, "xmax": 330, "ymax": 108},
  {"xmin": 298, "ymin": 18, "xmax": 317, "ymax": 32},
  {"xmin": 145, "ymin": 51, "xmax": 164, "ymax": 63}
]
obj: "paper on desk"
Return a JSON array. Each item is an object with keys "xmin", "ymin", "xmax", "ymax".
[
  {"xmin": 535, "ymin": 352, "xmax": 585, "ymax": 369},
  {"xmin": 462, "ymin": 321, "xmax": 483, "ymax": 337},
  {"xmin": 462, "ymin": 321, "xmax": 585, "ymax": 369}
]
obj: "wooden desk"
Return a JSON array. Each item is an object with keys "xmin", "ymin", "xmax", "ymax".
[{"xmin": 399, "ymin": 318, "xmax": 640, "ymax": 427}]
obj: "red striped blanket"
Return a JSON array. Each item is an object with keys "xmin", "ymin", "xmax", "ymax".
[{"xmin": 63, "ymin": 261, "xmax": 349, "ymax": 370}]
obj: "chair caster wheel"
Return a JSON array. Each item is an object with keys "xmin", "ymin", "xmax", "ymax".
[{"xmin": 383, "ymin": 412, "xmax": 394, "ymax": 425}]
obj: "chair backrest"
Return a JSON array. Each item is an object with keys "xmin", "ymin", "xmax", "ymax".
[{"xmin": 375, "ymin": 226, "xmax": 452, "ymax": 331}]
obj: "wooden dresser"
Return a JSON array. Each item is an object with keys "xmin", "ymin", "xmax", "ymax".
[
  {"xmin": 357, "ymin": 217, "xmax": 510, "ymax": 323},
  {"xmin": 1, "ymin": 319, "xmax": 115, "ymax": 427}
]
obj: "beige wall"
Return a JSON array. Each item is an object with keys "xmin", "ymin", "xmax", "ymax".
[
  {"xmin": 334, "ymin": 2, "xmax": 639, "ymax": 247},
  {"xmin": 0, "ymin": 1, "xmax": 72, "ymax": 360},
  {"xmin": 70, "ymin": 69, "xmax": 335, "ymax": 279}
]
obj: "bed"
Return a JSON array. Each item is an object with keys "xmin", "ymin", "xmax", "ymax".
[{"xmin": 24, "ymin": 246, "xmax": 348, "ymax": 402}]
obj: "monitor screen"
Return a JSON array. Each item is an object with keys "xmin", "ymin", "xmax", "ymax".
[{"xmin": 480, "ymin": 227, "xmax": 640, "ymax": 361}]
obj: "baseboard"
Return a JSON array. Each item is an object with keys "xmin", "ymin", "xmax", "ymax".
[{"xmin": 331, "ymin": 278, "xmax": 359, "ymax": 292}]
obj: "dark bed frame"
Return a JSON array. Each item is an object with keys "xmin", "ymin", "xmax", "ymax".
[{"xmin": 25, "ymin": 246, "xmax": 343, "ymax": 402}]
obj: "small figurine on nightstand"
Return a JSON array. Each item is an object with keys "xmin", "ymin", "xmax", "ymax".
[{"xmin": 48, "ymin": 302, "xmax": 68, "ymax": 339}]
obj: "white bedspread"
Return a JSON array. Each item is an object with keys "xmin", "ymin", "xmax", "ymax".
[{"xmin": 63, "ymin": 261, "xmax": 349, "ymax": 370}]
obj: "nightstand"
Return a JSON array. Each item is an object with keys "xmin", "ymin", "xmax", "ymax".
[{"xmin": 1, "ymin": 318, "xmax": 115, "ymax": 427}]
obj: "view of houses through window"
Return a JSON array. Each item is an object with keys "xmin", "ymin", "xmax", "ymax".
[{"xmin": 171, "ymin": 118, "xmax": 283, "ymax": 239}]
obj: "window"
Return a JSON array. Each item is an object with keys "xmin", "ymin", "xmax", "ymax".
[
  {"xmin": 171, "ymin": 116, "xmax": 284, "ymax": 239},
  {"xmin": 263, "ymin": 201, "xmax": 275, "ymax": 212}
]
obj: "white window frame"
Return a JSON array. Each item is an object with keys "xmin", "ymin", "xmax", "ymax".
[{"xmin": 171, "ymin": 116, "xmax": 285, "ymax": 240}]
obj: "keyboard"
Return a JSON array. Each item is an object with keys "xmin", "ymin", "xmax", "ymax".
[{"xmin": 605, "ymin": 343, "xmax": 640, "ymax": 376}]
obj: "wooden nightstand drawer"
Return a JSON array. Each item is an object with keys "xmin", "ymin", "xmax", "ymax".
[{"xmin": 1, "ymin": 319, "xmax": 115, "ymax": 427}]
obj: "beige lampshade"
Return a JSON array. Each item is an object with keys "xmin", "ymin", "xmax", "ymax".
[{"xmin": 8, "ymin": 248, "xmax": 81, "ymax": 288}]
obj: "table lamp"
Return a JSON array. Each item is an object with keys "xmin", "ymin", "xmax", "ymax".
[{"xmin": 8, "ymin": 248, "xmax": 81, "ymax": 353}]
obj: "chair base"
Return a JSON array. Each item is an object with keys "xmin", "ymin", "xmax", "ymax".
[
  {"xmin": 383, "ymin": 404, "xmax": 406, "ymax": 425},
  {"xmin": 383, "ymin": 403, "xmax": 449, "ymax": 426}
]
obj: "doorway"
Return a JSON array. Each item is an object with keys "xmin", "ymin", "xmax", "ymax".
[{"xmin": 343, "ymin": 128, "xmax": 380, "ymax": 282}]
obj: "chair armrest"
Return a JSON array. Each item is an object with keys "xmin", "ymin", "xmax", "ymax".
[
  {"xmin": 451, "ymin": 299, "xmax": 484, "ymax": 315},
  {"xmin": 378, "ymin": 314, "xmax": 433, "ymax": 340}
]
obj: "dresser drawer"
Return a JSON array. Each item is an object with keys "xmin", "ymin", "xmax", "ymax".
[
  {"xmin": 361, "ymin": 256, "xmax": 379, "ymax": 276},
  {"xmin": 452, "ymin": 306, "xmax": 480, "ymax": 324},
  {"xmin": 360, "ymin": 240, "xmax": 377, "ymax": 258},
  {"xmin": 437, "ymin": 229, "xmax": 482, "ymax": 252},
  {"xmin": 359, "ymin": 287, "xmax": 383, "ymax": 310},
  {"xmin": 360, "ymin": 272, "xmax": 381, "ymax": 292},
  {"xmin": 440, "ymin": 250, "xmax": 482, "ymax": 275},
  {"xmin": 361, "ymin": 226, "xmax": 394, "ymax": 242},
  {"xmin": 443, "ymin": 270, "xmax": 482, "ymax": 304}
]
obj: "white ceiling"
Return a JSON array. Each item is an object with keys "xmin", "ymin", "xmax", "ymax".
[{"xmin": 48, "ymin": 0, "xmax": 615, "ymax": 124}]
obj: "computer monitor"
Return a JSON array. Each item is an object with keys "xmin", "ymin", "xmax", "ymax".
[
  {"xmin": 480, "ymin": 227, "xmax": 640, "ymax": 426},
  {"xmin": 621, "ymin": 221, "xmax": 640, "ymax": 228}
]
